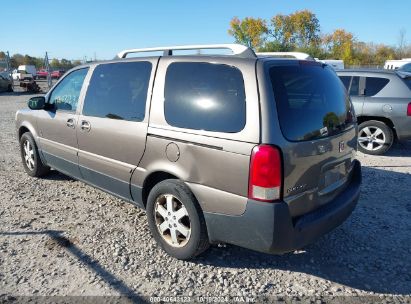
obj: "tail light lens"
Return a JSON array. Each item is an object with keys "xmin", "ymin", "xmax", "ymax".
[
  {"xmin": 407, "ymin": 103, "xmax": 411, "ymax": 116},
  {"xmin": 248, "ymin": 145, "xmax": 282, "ymax": 202}
]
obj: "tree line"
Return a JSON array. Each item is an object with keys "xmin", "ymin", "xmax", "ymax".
[
  {"xmin": 228, "ymin": 10, "xmax": 410, "ymax": 66},
  {"xmin": 0, "ymin": 51, "xmax": 82, "ymax": 70}
]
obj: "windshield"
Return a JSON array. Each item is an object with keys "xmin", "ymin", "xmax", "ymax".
[{"xmin": 269, "ymin": 62, "xmax": 355, "ymax": 142}]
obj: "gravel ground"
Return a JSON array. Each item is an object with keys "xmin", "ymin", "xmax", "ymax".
[{"xmin": 0, "ymin": 86, "xmax": 410, "ymax": 303}]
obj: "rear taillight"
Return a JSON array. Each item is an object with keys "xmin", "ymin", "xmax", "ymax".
[
  {"xmin": 248, "ymin": 145, "xmax": 282, "ymax": 202},
  {"xmin": 407, "ymin": 103, "xmax": 411, "ymax": 116}
]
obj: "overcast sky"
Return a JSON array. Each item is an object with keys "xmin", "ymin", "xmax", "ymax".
[{"xmin": 2, "ymin": 0, "xmax": 410, "ymax": 60}]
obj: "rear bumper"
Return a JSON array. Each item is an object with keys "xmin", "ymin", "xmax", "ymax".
[
  {"xmin": 204, "ymin": 160, "xmax": 361, "ymax": 254},
  {"xmin": 394, "ymin": 117, "xmax": 411, "ymax": 141}
]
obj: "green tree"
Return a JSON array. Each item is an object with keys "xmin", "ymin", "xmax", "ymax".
[
  {"xmin": 72, "ymin": 60, "xmax": 82, "ymax": 67},
  {"xmin": 228, "ymin": 17, "xmax": 268, "ymax": 49},
  {"xmin": 11, "ymin": 54, "xmax": 24, "ymax": 68},
  {"xmin": 50, "ymin": 58, "xmax": 60, "ymax": 69},
  {"xmin": 269, "ymin": 10, "xmax": 321, "ymax": 50},
  {"xmin": 23, "ymin": 55, "xmax": 36, "ymax": 66},
  {"xmin": 60, "ymin": 59, "xmax": 73, "ymax": 70},
  {"xmin": 374, "ymin": 44, "xmax": 396, "ymax": 65}
]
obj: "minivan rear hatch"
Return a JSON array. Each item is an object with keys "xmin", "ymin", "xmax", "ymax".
[{"xmin": 267, "ymin": 60, "xmax": 357, "ymax": 217}]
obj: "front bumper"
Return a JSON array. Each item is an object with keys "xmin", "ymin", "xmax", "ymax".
[{"xmin": 204, "ymin": 160, "xmax": 361, "ymax": 254}]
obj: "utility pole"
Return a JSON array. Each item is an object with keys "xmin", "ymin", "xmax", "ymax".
[
  {"xmin": 44, "ymin": 52, "xmax": 52, "ymax": 89},
  {"xmin": 6, "ymin": 51, "xmax": 13, "ymax": 90}
]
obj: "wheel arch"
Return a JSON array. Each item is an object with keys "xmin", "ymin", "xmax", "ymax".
[
  {"xmin": 18, "ymin": 122, "xmax": 39, "ymax": 141},
  {"xmin": 141, "ymin": 171, "xmax": 180, "ymax": 208}
]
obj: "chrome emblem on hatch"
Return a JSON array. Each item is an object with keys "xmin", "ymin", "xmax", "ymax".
[{"xmin": 339, "ymin": 141, "xmax": 345, "ymax": 152}]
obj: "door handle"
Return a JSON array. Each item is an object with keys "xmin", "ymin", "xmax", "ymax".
[
  {"xmin": 66, "ymin": 118, "xmax": 75, "ymax": 129},
  {"xmin": 80, "ymin": 120, "xmax": 91, "ymax": 132}
]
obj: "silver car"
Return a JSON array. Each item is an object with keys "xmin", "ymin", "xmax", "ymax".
[
  {"xmin": 16, "ymin": 44, "xmax": 361, "ymax": 259},
  {"xmin": 338, "ymin": 69, "xmax": 411, "ymax": 155}
]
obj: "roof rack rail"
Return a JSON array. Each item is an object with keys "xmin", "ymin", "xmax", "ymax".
[
  {"xmin": 116, "ymin": 44, "xmax": 256, "ymax": 59},
  {"xmin": 256, "ymin": 51, "xmax": 314, "ymax": 61}
]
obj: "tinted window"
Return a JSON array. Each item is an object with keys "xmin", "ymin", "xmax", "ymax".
[
  {"xmin": 164, "ymin": 62, "xmax": 246, "ymax": 133},
  {"xmin": 365, "ymin": 77, "xmax": 389, "ymax": 96},
  {"xmin": 339, "ymin": 76, "xmax": 351, "ymax": 90},
  {"xmin": 399, "ymin": 63, "xmax": 411, "ymax": 73},
  {"xmin": 402, "ymin": 77, "xmax": 411, "ymax": 90},
  {"xmin": 269, "ymin": 63, "xmax": 354, "ymax": 142},
  {"xmin": 49, "ymin": 68, "xmax": 88, "ymax": 112},
  {"xmin": 83, "ymin": 62, "xmax": 151, "ymax": 121},
  {"xmin": 349, "ymin": 76, "xmax": 360, "ymax": 96}
]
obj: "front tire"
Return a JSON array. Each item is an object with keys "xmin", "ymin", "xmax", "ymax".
[
  {"xmin": 358, "ymin": 120, "xmax": 393, "ymax": 155},
  {"xmin": 20, "ymin": 132, "xmax": 50, "ymax": 177},
  {"xmin": 147, "ymin": 179, "xmax": 209, "ymax": 260},
  {"xmin": 7, "ymin": 84, "xmax": 13, "ymax": 92}
]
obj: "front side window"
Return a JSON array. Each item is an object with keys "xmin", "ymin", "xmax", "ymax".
[
  {"xmin": 339, "ymin": 76, "xmax": 351, "ymax": 90},
  {"xmin": 164, "ymin": 62, "xmax": 246, "ymax": 133},
  {"xmin": 349, "ymin": 76, "xmax": 360, "ymax": 96},
  {"xmin": 83, "ymin": 62, "xmax": 151, "ymax": 121},
  {"xmin": 365, "ymin": 77, "xmax": 389, "ymax": 96},
  {"xmin": 49, "ymin": 68, "xmax": 89, "ymax": 112}
]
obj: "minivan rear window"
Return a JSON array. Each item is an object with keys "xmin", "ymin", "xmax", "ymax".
[{"xmin": 269, "ymin": 63, "xmax": 354, "ymax": 142}]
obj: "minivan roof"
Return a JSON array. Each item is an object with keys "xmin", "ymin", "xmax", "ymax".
[{"xmin": 336, "ymin": 68, "xmax": 397, "ymax": 74}]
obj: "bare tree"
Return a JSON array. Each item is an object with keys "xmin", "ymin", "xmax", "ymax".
[{"xmin": 398, "ymin": 28, "xmax": 407, "ymax": 59}]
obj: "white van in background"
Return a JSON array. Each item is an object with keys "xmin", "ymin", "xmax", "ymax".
[
  {"xmin": 384, "ymin": 59, "xmax": 411, "ymax": 70},
  {"xmin": 12, "ymin": 65, "xmax": 37, "ymax": 80}
]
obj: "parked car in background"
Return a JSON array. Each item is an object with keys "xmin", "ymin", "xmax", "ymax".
[
  {"xmin": 398, "ymin": 62, "xmax": 411, "ymax": 73},
  {"xmin": 37, "ymin": 70, "xmax": 49, "ymax": 79},
  {"xmin": 12, "ymin": 69, "xmax": 34, "ymax": 81},
  {"xmin": 51, "ymin": 70, "xmax": 65, "ymax": 79},
  {"xmin": 0, "ymin": 72, "xmax": 13, "ymax": 92},
  {"xmin": 16, "ymin": 44, "xmax": 361, "ymax": 260},
  {"xmin": 337, "ymin": 69, "xmax": 411, "ymax": 155}
]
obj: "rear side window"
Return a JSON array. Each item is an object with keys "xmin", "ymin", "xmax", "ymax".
[
  {"xmin": 365, "ymin": 77, "xmax": 389, "ymax": 96},
  {"xmin": 269, "ymin": 63, "xmax": 354, "ymax": 142},
  {"xmin": 83, "ymin": 62, "xmax": 151, "ymax": 121},
  {"xmin": 164, "ymin": 62, "xmax": 246, "ymax": 133}
]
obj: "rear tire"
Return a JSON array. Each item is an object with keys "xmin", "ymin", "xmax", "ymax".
[
  {"xmin": 20, "ymin": 132, "xmax": 50, "ymax": 177},
  {"xmin": 358, "ymin": 120, "xmax": 393, "ymax": 155},
  {"xmin": 146, "ymin": 179, "xmax": 209, "ymax": 260}
]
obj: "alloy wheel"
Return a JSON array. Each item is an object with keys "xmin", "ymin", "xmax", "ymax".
[
  {"xmin": 154, "ymin": 194, "xmax": 191, "ymax": 247},
  {"xmin": 23, "ymin": 140, "xmax": 35, "ymax": 170},
  {"xmin": 358, "ymin": 126, "xmax": 386, "ymax": 151}
]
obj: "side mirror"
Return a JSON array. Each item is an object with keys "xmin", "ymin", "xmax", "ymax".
[{"xmin": 28, "ymin": 96, "xmax": 46, "ymax": 110}]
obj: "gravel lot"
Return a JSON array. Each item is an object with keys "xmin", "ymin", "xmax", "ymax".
[{"xmin": 1, "ymin": 85, "xmax": 410, "ymax": 303}]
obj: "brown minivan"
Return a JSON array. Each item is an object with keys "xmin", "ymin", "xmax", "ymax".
[{"xmin": 16, "ymin": 44, "xmax": 361, "ymax": 259}]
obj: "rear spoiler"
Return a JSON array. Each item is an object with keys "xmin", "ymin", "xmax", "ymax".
[{"xmin": 397, "ymin": 71, "xmax": 411, "ymax": 78}]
